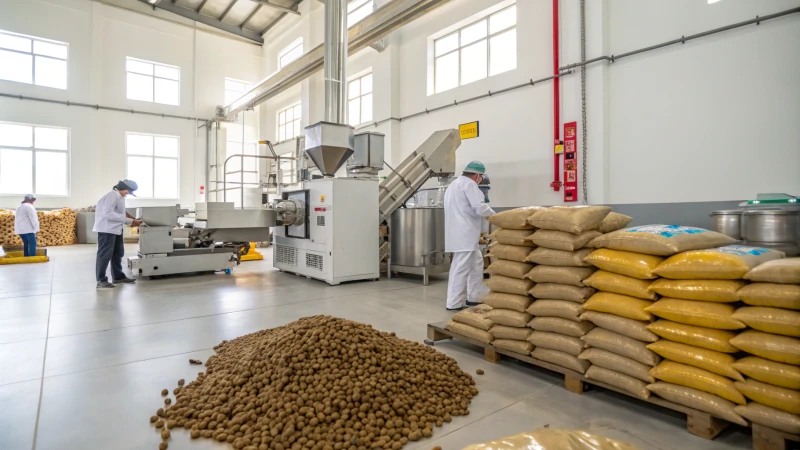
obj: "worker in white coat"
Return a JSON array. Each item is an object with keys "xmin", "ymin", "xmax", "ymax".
[
  {"xmin": 14, "ymin": 194, "xmax": 40, "ymax": 257},
  {"xmin": 444, "ymin": 161, "xmax": 496, "ymax": 311},
  {"xmin": 93, "ymin": 180, "xmax": 142, "ymax": 288}
]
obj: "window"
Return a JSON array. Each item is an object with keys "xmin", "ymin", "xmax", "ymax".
[
  {"xmin": 278, "ymin": 38, "xmax": 303, "ymax": 69},
  {"xmin": 224, "ymin": 78, "xmax": 251, "ymax": 105},
  {"xmin": 432, "ymin": 4, "xmax": 516, "ymax": 94},
  {"xmin": 348, "ymin": 72, "xmax": 373, "ymax": 126},
  {"xmin": 277, "ymin": 103, "xmax": 302, "ymax": 142},
  {"xmin": 125, "ymin": 133, "xmax": 179, "ymax": 199},
  {"xmin": 0, "ymin": 122, "xmax": 69, "ymax": 196},
  {"xmin": 126, "ymin": 57, "xmax": 180, "ymax": 106},
  {"xmin": 348, "ymin": 0, "xmax": 374, "ymax": 27},
  {"xmin": 0, "ymin": 30, "xmax": 68, "ymax": 89}
]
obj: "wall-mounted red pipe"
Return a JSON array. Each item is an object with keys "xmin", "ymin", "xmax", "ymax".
[{"xmin": 550, "ymin": 0, "xmax": 561, "ymax": 191}]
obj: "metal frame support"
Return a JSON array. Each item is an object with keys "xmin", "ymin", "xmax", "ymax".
[
  {"xmin": 137, "ymin": 0, "xmax": 263, "ymax": 44},
  {"xmin": 240, "ymin": 4, "xmax": 263, "ymax": 28},
  {"xmin": 219, "ymin": 0, "xmax": 239, "ymax": 21},
  {"xmin": 251, "ymin": 0, "xmax": 300, "ymax": 15}
]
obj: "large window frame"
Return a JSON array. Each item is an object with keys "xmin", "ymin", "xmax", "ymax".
[
  {"xmin": 0, "ymin": 29, "xmax": 68, "ymax": 89},
  {"xmin": 126, "ymin": 57, "xmax": 181, "ymax": 106},
  {"xmin": 125, "ymin": 132, "xmax": 180, "ymax": 200},
  {"xmin": 347, "ymin": 71, "xmax": 373, "ymax": 126},
  {"xmin": 0, "ymin": 121, "xmax": 70, "ymax": 197},
  {"xmin": 278, "ymin": 38, "xmax": 303, "ymax": 69},
  {"xmin": 348, "ymin": 0, "xmax": 375, "ymax": 27},
  {"xmin": 277, "ymin": 103, "xmax": 302, "ymax": 142},
  {"xmin": 224, "ymin": 77, "xmax": 251, "ymax": 106}
]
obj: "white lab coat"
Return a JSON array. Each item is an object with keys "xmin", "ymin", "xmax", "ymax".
[
  {"xmin": 14, "ymin": 203, "xmax": 39, "ymax": 235},
  {"xmin": 444, "ymin": 176, "xmax": 495, "ymax": 252},
  {"xmin": 93, "ymin": 190, "xmax": 132, "ymax": 235}
]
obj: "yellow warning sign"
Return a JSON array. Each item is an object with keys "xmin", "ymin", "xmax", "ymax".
[{"xmin": 459, "ymin": 121, "xmax": 479, "ymax": 140}]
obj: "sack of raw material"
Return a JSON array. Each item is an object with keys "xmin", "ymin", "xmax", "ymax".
[
  {"xmin": 529, "ymin": 283, "xmax": 595, "ymax": 303},
  {"xmin": 452, "ymin": 304, "xmax": 494, "ymax": 331},
  {"xmin": 646, "ymin": 382, "xmax": 747, "ymax": 426},
  {"xmin": 583, "ymin": 292, "xmax": 654, "ymax": 322},
  {"xmin": 527, "ymin": 206, "xmax": 612, "ymax": 234},
  {"xmin": 489, "ymin": 229, "xmax": 536, "ymax": 247},
  {"xmin": 445, "ymin": 320, "xmax": 493, "ymax": 343},
  {"xmin": 462, "ymin": 427, "xmax": 639, "ymax": 450},
  {"xmin": 527, "ymin": 247, "xmax": 593, "ymax": 267},
  {"xmin": 582, "ymin": 271, "xmax": 657, "ymax": 300},
  {"xmin": 645, "ymin": 298, "xmax": 745, "ymax": 330},
  {"xmin": 648, "ymin": 279, "xmax": 744, "ymax": 303},
  {"xmin": 584, "ymin": 249, "xmax": 663, "ymax": 280},
  {"xmin": 737, "ymin": 283, "xmax": 800, "ymax": 310},
  {"xmin": 527, "ymin": 331, "xmax": 585, "ymax": 357},
  {"xmin": 647, "ymin": 320, "xmax": 739, "ymax": 353},
  {"xmin": 579, "ymin": 348, "xmax": 655, "ymax": 383},
  {"xmin": 487, "ymin": 244, "xmax": 531, "ymax": 263},
  {"xmin": 650, "ymin": 360, "xmax": 746, "ymax": 404},
  {"xmin": 484, "ymin": 275, "xmax": 533, "ymax": 296},
  {"xmin": 745, "ymin": 258, "xmax": 800, "ymax": 284},
  {"xmin": 526, "ymin": 299, "xmax": 584, "ymax": 322},
  {"xmin": 493, "ymin": 338, "xmax": 534, "ymax": 355},
  {"xmin": 732, "ymin": 356, "xmax": 800, "ymax": 390},
  {"xmin": 487, "ymin": 207, "xmax": 543, "ymax": 230},
  {"xmin": 483, "ymin": 292, "xmax": 532, "ymax": 313},
  {"xmin": 729, "ymin": 330, "xmax": 800, "ymax": 365},
  {"xmin": 647, "ymin": 340, "xmax": 743, "ymax": 381},
  {"xmin": 735, "ymin": 378, "xmax": 800, "ymax": 415},
  {"xmin": 486, "ymin": 309, "xmax": 533, "ymax": 328},
  {"xmin": 654, "ymin": 245, "xmax": 785, "ymax": 280},
  {"xmin": 585, "ymin": 365, "xmax": 650, "ymax": 400},
  {"xmin": 735, "ymin": 402, "xmax": 800, "ymax": 435},
  {"xmin": 732, "ymin": 307, "xmax": 800, "ymax": 338},
  {"xmin": 529, "ymin": 317, "xmax": 594, "ymax": 337},
  {"xmin": 528, "ymin": 230, "xmax": 602, "ymax": 252},
  {"xmin": 580, "ymin": 312, "xmax": 659, "ymax": 343},
  {"xmin": 525, "ymin": 265, "xmax": 596, "ymax": 287},
  {"xmin": 582, "ymin": 328, "xmax": 661, "ymax": 366},
  {"xmin": 597, "ymin": 212, "xmax": 633, "ymax": 233},
  {"xmin": 485, "ymin": 260, "xmax": 534, "ymax": 280},
  {"xmin": 490, "ymin": 325, "xmax": 532, "ymax": 341},
  {"xmin": 531, "ymin": 347, "xmax": 591, "ymax": 374},
  {"xmin": 590, "ymin": 225, "xmax": 737, "ymax": 256}
]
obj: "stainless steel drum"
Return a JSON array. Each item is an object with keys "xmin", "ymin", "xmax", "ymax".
[
  {"xmin": 710, "ymin": 210, "xmax": 743, "ymax": 240},
  {"xmin": 741, "ymin": 210, "xmax": 799, "ymax": 244},
  {"xmin": 389, "ymin": 207, "xmax": 449, "ymax": 284}
]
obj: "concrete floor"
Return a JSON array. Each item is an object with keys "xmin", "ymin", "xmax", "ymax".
[{"xmin": 0, "ymin": 244, "xmax": 753, "ymax": 450}]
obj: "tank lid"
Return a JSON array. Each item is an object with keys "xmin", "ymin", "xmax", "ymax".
[
  {"xmin": 743, "ymin": 209, "xmax": 799, "ymax": 215},
  {"xmin": 711, "ymin": 209, "xmax": 743, "ymax": 215}
]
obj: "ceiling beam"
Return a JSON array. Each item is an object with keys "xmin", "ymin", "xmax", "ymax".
[
  {"xmin": 195, "ymin": 0, "xmax": 209, "ymax": 13},
  {"xmin": 138, "ymin": 0, "xmax": 263, "ymax": 43},
  {"xmin": 261, "ymin": 11, "xmax": 287, "ymax": 34},
  {"xmin": 251, "ymin": 0, "xmax": 300, "ymax": 15},
  {"xmin": 240, "ymin": 4, "xmax": 262, "ymax": 27},
  {"xmin": 218, "ymin": 0, "xmax": 238, "ymax": 21}
]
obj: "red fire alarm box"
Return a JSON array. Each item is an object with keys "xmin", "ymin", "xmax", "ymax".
[{"xmin": 563, "ymin": 121, "xmax": 578, "ymax": 202}]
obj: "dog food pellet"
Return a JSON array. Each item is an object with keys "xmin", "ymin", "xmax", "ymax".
[
  {"xmin": 149, "ymin": 415, "xmax": 157, "ymax": 423},
  {"xmin": 161, "ymin": 429, "xmax": 170, "ymax": 440},
  {"xmin": 476, "ymin": 369, "xmax": 484, "ymax": 375},
  {"xmin": 154, "ymin": 419, "xmax": 164, "ymax": 429},
  {"xmin": 159, "ymin": 443, "xmax": 168, "ymax": 450},
  {"xmin": 177, "ymin": 379, "xmax": 185, "ymax": 386},
  {"xmin": 160, "ymin": 389, "xmax": 168, "ymax": 396}
]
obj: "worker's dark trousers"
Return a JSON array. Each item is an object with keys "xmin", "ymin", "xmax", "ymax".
[
  {"xmin": 20, "ymin": 233, "xmax": 37, "ymax": 257},
  {"xmin": 96, "ymin": 232, "xmax": 126, "ymax": 282}
]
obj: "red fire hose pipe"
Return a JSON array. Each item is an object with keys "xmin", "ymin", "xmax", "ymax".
[{"xmin": 550, "ymin": 0, "xmax": 562, "ymax": 191}]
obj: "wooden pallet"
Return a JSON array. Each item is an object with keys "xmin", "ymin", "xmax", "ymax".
[{"xmin": 752, "ymin": 423, "xmax": 800, "ymax": 450}]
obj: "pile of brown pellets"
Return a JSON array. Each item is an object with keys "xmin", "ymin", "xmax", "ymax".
[{"xmin": 151, "ymin": 316, "xmax": 478, "ymax": 450}]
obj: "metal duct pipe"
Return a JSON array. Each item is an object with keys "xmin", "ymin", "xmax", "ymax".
[{"xmin": 324, "ymin": 0, "xmax": 348, "ymax": 123}]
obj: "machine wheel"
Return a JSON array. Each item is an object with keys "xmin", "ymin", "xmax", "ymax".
[{"xmin": 225, "ymin": 268, "xmax": 232, "ymax": 274}]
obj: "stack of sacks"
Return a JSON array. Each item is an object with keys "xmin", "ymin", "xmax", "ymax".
[
  {"xmin": 640, "ymin": 244, "xmax": 786, "ymax": 426},
  {"xmin": 730, "ymin": 258, "xmax": 800, "ymax": 434},
  {"xmin": 445, "ymin": 304, "xmax": 495, "ymax": 344}
]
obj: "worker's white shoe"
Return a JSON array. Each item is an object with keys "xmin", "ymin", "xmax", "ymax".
[{"xmin": 96, "ymin": 281, "xmax": 115, "ymax": 288}]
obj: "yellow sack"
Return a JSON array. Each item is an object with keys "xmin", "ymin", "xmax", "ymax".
[
  {"xmin": 529, "ymin": 317, "xmax": 595, "ymax": 338},
  {"xmin": 654, "ymin": 245, "xmax": 785, "ymax": 280},
  {"xmin": 583, "ymin": 271, "xmax": 657, "ymax": 300},
  {"xmin": 735, "ymin": 378, "xmax": 800, "ymax": 415},
  {"xmin": 646, "ymin": 340, "xmax": 743, "ymax": 381},
  {"xmin": 580, "ymin": 311, "xmax": 658, "ymax": 343},
  {"xmin": 529, "ymin": 283, "xmax": 595, "ymax": 303},
  {"xmin": 645, "ymin": 298, "xmax": 745, "ymax": 330},
  {"xmin": 493, "ymin": 338, "xmax": 535, "ymax": 355},
  {"xmin": 735, "ymin": 402, "xmax": 800, "ymax": 435},
  {"xmin": 582, "ymin": 328, "xmax": 661, "ymax": 366},
  {"xmin": 445, "ymin": 321, "xmax": 493, "ymax": 343},
  {"xmin": 732, "ymin": 356, "xmax": 800, "ymax": 390},
  {"xmin": 745, "ymin": 257, "xmax": 800, "ymax": 285},
  {"xmin": 732, "ymin": 306, "xmax": 800, "ymax": 338},
  {"xmin": 584, "ymin": 292, "xmax": 654, "ymax": 321},
  {"xmin": 729, "ymin": 330, "xmax": 800, "ymax": 365},
  {"xmin": 525, "ymin": 265, "xmax": 596, "ymax": 287},
  {"xmin": 489, "ymin": 228, "xmax": 536, "ymax": 247},
  {"xmin": 647, "ymin": 320, "xmax": 739, "ymax": 353},
  {"xmin": 579, "ymin": 348, "xmax": 655, "ymax": 383},
  {"xmin": 528, "ymin": 229, "xmax": 602, "ymax": 252},
  {"xmin": 737, "ymin": 283, "xmax": 800, "ymax": 310},
  {"xmin": 485, "ymin": 260, "xmax": 534, "ymax": 280},
  {"xmin": 526, "ymin": 299, "xmax": 584, "ymax": 322},
  {"xmin": 487, "ymin": 244, "xmax": 532, "ymax": 263},
  {"xmin": 650, "ymin": 360, "xmax": 746, "ymax": 404},
  {"xmin": 586, "ymin": 365, "xmax": 650, "ymax": 400},
  {"xmin": 583, "ymin": 249, "xmax": 663, "ymax": 280},
  {"xmin": 486, "ymin": 309, "xmax": 533, "ymax": 328},
  {"xmin": 487, "ymin": 207, "xmax": 543, "ymax": 230},
  {"xmin": 452, "ymin": 304, "xmax": 494, "ymax": 331},
  {"xmin": 531, "ymin": 347, "xmax": 591, "ymax": 374},
  {"xmin": 483, "ymin": 292, "xmax": 532, "ymax": 313},
  {"xmin": 527, "ymin": 247, "xmax": 594, "ymax": 267},
  {"xmin": 648, "ymin": 279, "xmax": 744, "ymax": 303},
  {"xmin": 527, "ymin": 331, "xmax": 585, "ymax": 357},
  {"xmin": 527, "ymin": 205, "xmax": 612, "ymax": 234},
  {"xmin": 590, "ymin": 225, "xmax": 737, "ymax": 256},
  {"xmin": 597, "ymin": 212, "xmax": 634, "ymax": 233},
  {"xmin": 646, "ymin": 382, "xmax": 747, "ymax": 426},
  {"xmin": 485, "ymin": 275, "xmax": 534, "ymax": 296},
  {"xmin": 462, "ymin": 427, "xmax": 639, "ymax": 450},
  {"xmin": 490, "ymin": 325, "xmax": 532, "ymax": 341}
]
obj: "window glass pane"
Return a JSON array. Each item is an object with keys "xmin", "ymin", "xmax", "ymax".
[
  {"xmin": 127, "ymin": 156, "xmax": 153, "ymax": 198},
  {"xmin": 0, "ymin": 50, "xmax": 33, "ymax": 84},
  {"xmin": 348, "ymin": 0, "xmax": 370, "ymax": 13},
  {"xmin": 225, "ymin": 79, "xmax": 243, "ymax": 91},
  {"xmin": 278, "ymin": 111, "xmax": 285, "ymax": 125},
  {"xmin": 348, "ymin": 98, "xmax": 361, "ymax": 126},
  {"xmin": 460, "ymin": 20, "xmax": 487, "ymax": 46},
  {"xmin": 285, "ymin": 107, "xmax": 294, "ymax": 123},
  {"xmin": 361, "ymin": 93, "xmax": 373, "ymax": 123},
  {"xmin": 434, "ymin": 52, "xmax": 458, "ymax": 93},
  {"xmin": 278, "ymin": 125, "xmax": 286, "ymax": 141},
  {"xmin": 0, "ymin": 148, "xmax": 33, "ymax": 194},
  {"xmin": 0, "ymin": 124, "xmax": 33, "ymax": 147},
  {"xmin": 243, "ymin": 172, "xmax": 258, "ymax": 184},
  {"xmin": 127, "ymin": 134, "xmax": 153, "ymax": 156},
  {"xmin": 127, "ymin": 72, "xmax": 153, "ymax": 102},
  {"xmin": 348, "ymin": 2, "xmax": 372, "ymax": 27},
  {"xmin": 490, "ymin": 5, "xmax": 516, "ymax": 34},
  {"xmin": 34, "ymin": 127, "xmax": 68, "ymax": 150},
  {"xmin": 291, "ymin": 120, "xmax": 299, "ymax": 139},
  {"xmin": 293, "ymin": 105, "xmax": 301, "ymax": 120},
  {"xmin": 35, "ymin": 151, "xmax": 67, "ymax": 195},
  {"xmin": 154, "ymin": 64, "xmax": 180, "ymax": 81},
  {"xmin": 154, "ymin": 78, "xmax": 180, "ymax": 106},
  {"xmin": 434, "ymin": 33, "xmax": 458, "ymax": 57},
  {"xmin": 33, "ymin": 41, "xmax": 67, "ymax": 59},
  {"xmin": 154, "ymin": 136, "xmax": 178, "ymax": 157},
  {"xmin": 348, "ymin": 79, "xmax": 360, "ymax": 99},
  {"xmin": 154, "ymin": 158, "xmax": 178, "ymax": 198},
  {"xmin": 460, "ymin": 40, "xmax": 487, "ymax": 85},
  {"xmin": 279, "ymin": 42, "xmax": 303, "ymax": 68},
  {"xmin": 361, "ymin": 73, "xmax": 372, "ymax": 94},
  {"xmin": 126, "ymin": 59, "xmax": 153, "ymax": 75},
  {"xmin": 0, "ymin": 33, "xmax": 31, "ymax": 52},
  {"xmin": 490, "ymin": 29, "xmax": 517, "ymax": 76},
  {"xmin": 35, "ymin": 56, "xmax": 67, "ymax": 89}
]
